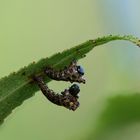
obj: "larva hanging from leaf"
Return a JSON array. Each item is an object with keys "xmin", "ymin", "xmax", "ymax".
[
  {"xmin": 44, "ymin": 60, "xmax": 86, "ymax": 84},
  {"xmin": 33, "ymin": 76, "xmax": 80, "ymax": 111}
]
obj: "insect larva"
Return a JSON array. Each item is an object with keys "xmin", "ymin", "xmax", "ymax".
[
  {"xmin": 44, "ymin": 60, "xmax": 86, "ymax": 84},
  {"xmin": 33, "ymin": 76, "xmax": 80, "ymax": 111}
]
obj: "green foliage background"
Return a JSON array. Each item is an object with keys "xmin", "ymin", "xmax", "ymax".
[{"xmin": 0, "ymin": 0, "xmax": 140, "ymax": 140}]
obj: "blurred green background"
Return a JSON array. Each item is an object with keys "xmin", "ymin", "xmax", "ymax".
[{"xmin": 0, "ymin": 0, "xmax": 140, "ymax": 140}]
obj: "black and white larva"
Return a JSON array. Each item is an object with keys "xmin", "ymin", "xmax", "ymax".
[
  {"xmin": 33, "ymin": 76, "xmax": 80, "ymax": 111},
  {"xmin": 44, "ymin": 60, "xmax": 86, "ymax": 84}
]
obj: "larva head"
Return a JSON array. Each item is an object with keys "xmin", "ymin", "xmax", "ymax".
[
  {"xmin": 77, "ymin": 65, "xmax": 84, "ymax": 75},
  {"xmin": 69, "ymin": 84, "xmax": 80, "ymax": 98}
]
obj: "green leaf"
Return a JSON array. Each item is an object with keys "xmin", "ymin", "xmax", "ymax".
[{"xmin": 0, "ymin": 35, "xmax": 139, "ymax": 124}]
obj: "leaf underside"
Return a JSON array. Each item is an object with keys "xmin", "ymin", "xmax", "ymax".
[{"xmin": 0, "ymin": 35, "xmax": 139, "ymax": 124}]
